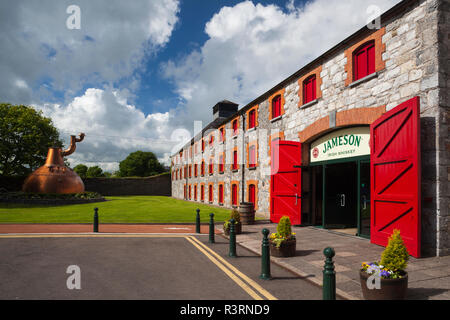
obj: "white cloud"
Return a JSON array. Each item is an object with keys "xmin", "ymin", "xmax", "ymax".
[
  {"xmin": 0, "ymin": 0, "xmax": 180, "ymax": 105},
  {"xmin": 162, "ymin": 0, "xmax": 402, "ymax": 130},
  {"xmin": 35, "ymin": 88, "xmax": 177, "ymax": 171}
]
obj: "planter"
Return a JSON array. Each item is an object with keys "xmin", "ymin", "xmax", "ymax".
[
  {"xmin": 359, "ymin": 270, "xmax": 408, "ymax": 300},
  {"xmin": 239, "ymin": 202, "xmax": 255, "ymax": 225},
  {"xmin": 224, "ymin": 222, "xmax": 242, "ymax": 235},
  {"xmin": 269, "ymin": 238, "xmax": 296, "ymax": 257}
]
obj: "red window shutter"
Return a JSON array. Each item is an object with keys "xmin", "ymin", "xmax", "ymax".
[
  {"xmin": 194, "ymin": 164, "xmax": 197, "ymax": 177},
  {"xmin": 220, "ymin": 128, "xmax": 224, "ymax": 142},
  {"xmin": 233, "ymin": 151, "xmax": 238, "ymax": 170},
  {"xmin": 189, "ymin": 185, "xmax": 191, "ymax": 199},
  {"xmin": 201, "ymin": 161, "xmax": 205, "ymax": 175},
  {"xmin": 249, "ymin": 145, "xmax": 256, "ymax": 168},
  {"xmin": 209, "ymin": 185, "xmax": 213, "ymax": 202},
  {"xmin": 303, "ymin": 75, "xmax": 316, "ymax": 104},
  {"xmin": 233, "ymin": 120, "xmax": 238, "ymax": 135},
  {"xmin": 219, "ymin": 185, "xmax": 223, "ymax": 204},
  {"xmin": 201, "ymin": 185, "xmax": 204, "ymax": 201},
  {"xmin": 184, "ymin": 185, "xmax": 186, "ymax": 199},
  {"xmin": 272, "ymin": 95, "xmax": 281, "ymax": 118},
  {"xmin": 202, "ymin": 139, "xmax": 205, "ymax": 152},
  {"xmin": 370, "ymin": 97, "xmax": 421, "ymax": 258},
  {"xmin": 354, "ymin": 41, "xmax": 375, "ymax": 81},
  {"xmin": 249, "ymin": 184, "xmax": 256, "ymax": 206},
  {"xmin": 232, "ymin": 184, "xmax": 237, "ymax": 206},
  {"xmin": 194, "ymin": 185, "xmax": 197, "ymax": 200},
  {"xmin": 249, "ymin": 109, "xmax": 256, "ymax": 129}
]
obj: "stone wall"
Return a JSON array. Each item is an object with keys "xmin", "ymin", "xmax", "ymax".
[
  {"xmin": 171, "ymin": 0, "xmax": 448, "ymax": 256},
  {"xmin": 84, "ymin": 173, "xmax": 171, "ymax": 196}
]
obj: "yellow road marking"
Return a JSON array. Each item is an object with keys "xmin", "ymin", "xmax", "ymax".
[
  {"xmin": 184, "ymin": 236, "xmax": 264, "ymax": 300},
  {"xmin": 188, "ymin": 236, "xmax": 278, "ymax": 300}
]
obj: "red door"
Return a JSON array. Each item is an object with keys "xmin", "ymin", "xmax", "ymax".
[
  {"xmin": 370, "ymin": 97, "xmax": 421, "ymax": 258},
  {"xmin": 270, "ymin": 140, "xmax": 302, "ymax": 225}
]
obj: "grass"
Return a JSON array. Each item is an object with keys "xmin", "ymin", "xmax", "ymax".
[{"xmin": 0, "ymin": 196, "xmax": 236, "ymax": 224}]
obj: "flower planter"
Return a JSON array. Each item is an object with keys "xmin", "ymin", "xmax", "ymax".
[
  {"xmin": 269, "ymin": 239, "xmax": 296, "ymax": 257},
  {"xmin": 359, "ymin": 270, "xmax": 408, "ymax": 300},
  {"xmin": 224, "ymin": 222, "xmax": 242, "ymax": 235}
]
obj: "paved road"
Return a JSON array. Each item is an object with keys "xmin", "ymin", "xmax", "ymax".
[{"xmin": 0, "ymin": 234, "xmax": 324, "ymax": 300}]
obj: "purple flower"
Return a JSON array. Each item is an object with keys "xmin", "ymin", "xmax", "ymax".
[{"xmin": 380, "ymin": 270, "xmax": 390, "ymax": 278}]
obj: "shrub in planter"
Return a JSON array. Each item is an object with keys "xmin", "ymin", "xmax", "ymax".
[
  {"xmin": 269, "ymin": 216, "xmax": 296, "ymax": 257},
  {"xmin": 360, "ymin": 229, "xmax": 409, "ymax": 300},
  {"xmin": 223, "ymin": 209, "xmax": 242, "ymax": 235}
]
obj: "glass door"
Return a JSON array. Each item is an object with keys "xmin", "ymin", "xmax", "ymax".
[{"xmin": 358, "ymin": 160, "xmax": 371, "ymax": 238}]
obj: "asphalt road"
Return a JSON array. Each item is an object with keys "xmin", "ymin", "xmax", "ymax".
[{"xmin": 0, "ymin": 234, "xmax": 324, "ymax": 300}]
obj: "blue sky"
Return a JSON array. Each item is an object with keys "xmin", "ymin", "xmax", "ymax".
[{"xmin": 0, "ymin": 0, "xmax": 401, "ymax": 171}]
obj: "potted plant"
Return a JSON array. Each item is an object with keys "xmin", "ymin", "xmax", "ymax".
[
  {"xmin": 360, "ymin": 229, "xmax": 409, "ymax": 300},
  {"xmin": 269, "ymin": 216, "xmax": 296, "ymax": 257},
  {"xmin": 223, "ymin": 209, "xmax": 242, "ymax": 235}
]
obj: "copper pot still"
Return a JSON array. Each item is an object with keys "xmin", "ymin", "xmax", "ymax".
[{"xmin": 22, "ymin": 133, "xmax": 86, "ymax": 194}]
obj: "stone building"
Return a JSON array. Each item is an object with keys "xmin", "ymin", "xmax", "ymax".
[{"xmin": 171, "ymin": 0, "xmax": 449, "ymax": 257}]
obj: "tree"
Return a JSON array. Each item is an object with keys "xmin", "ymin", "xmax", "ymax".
[
  {"xmin": 118, "ymin": 151, "xmax": 165, "ymax": 177},
  {"xmin": 0, "ymin": 103, "xmax": 63, "ymax": 176},
  {"xmin": 73, "ymin": 164, "xmax": 88, "ymax": 178},
  {"xmin": 86, "ymin": 166, "xmax": 105, "ymax": 178}
]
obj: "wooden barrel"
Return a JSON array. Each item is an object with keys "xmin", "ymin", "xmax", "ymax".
[{"xmin": 239, "ymin": 202, "xmax": 255, "ymax": 225}]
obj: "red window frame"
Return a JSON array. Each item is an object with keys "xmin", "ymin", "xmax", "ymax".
[
  {"xmin": 249, "ymin": 109, "xmax": 256, "ymax": 129},
  {"xmin": 194, "ymin": 184, "xmax": 197, "ymax": 200},
  {"xmin": 200, "ymin": 185, "xmax": 204, "ymax": 201},
  {"xmin": 272, "ymin": 95, "xmax": 281, "ymax": 119},
  {"xmin": 353, "ymin": 41, "xmax": 375, "ymax": 81},
  {"xmin": 232, "ymin": 184, "xmax": 238, "ymax": 206},
  {"xmin": 303, "ymin": 74, "xmax": 316, "ymax": 104}
]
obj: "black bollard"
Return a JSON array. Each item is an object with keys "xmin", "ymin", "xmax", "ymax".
[
  {"xmin": 259, "ymin": 228, "xmax": 271, "ymax": 280},
  {"xmin": 228, "ymin": 218, "xmax": 237, "ymax": 257},
  {"xmin": 93, "ymin": 207, "xmax": 99, "ymax": 233},
  {"xmin": 209, "ymin": 213, "xmax": 215, "ymax": 243},
  {"xmin": 196, "ymin": 208, "xmax": 201, "ymax": 234},
  {"xmin": 323, "ymin": 247, "xmax": 336, "ymax": 300}
]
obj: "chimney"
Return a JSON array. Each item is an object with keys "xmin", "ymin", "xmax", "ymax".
[{"xmin": 213, "ymin": 100, "xmax": 239, "ymax": 120}]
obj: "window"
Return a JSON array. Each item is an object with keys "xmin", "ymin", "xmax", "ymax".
[
  {"xmin": 201, "ymin": 161, "xmax": 205, "ymax": 176},
  {"xmin": 248, "ymin": 184, "xmax": 256, "ymax": 207},
  {"xmin": 353, "ymin": 41, "xmax": 375, "ymax": 81},
  {"xmin": 194, "ymin": 184, "xmax": 197, "ymax": 200},
  {"xmin": 232, "ymin": 119, "xmax": 238, "ymax": 136},
  {"xmin": 272, "ymin": 95, "xmax": 281, "ymax": 119},
  {"xmin": 209, "ymin": 184, "xmax": 213, "ymax": 202},
  {"xmin": 219, "ymin": 127, "xmax": 225, "ymax": 143},
  {"xmin": 249, "ymin": 145, "xmax": 256, "ymax": 168},
  {"xmin": 209, "ymin": 158, "xmax": 214, "ymax": 174},
  {"xmin": 200, "ymin": 185, "xmax": 204, "ymax": 201},
  {"xmin": 188, "ymin": 185, "xmax": 191, "ymax": 199},
  {"xmin": 232, "ymin": 150, "xmax": 238, "ymax": 171},
  {"xmin": 201, "ymin": 139, "xmax": 205, "ymax": 152},
  {"xmin": 303, "ymin": 74, "xmax": 316, "ymax": 104},
  {"xmin": 219, "ymin": 154, "xmax": 224, "ymax": 173},
  {"xmin": 249, "ymin": 109, "xmax": 256, "ymax": 129},
  {"xmin": 184, "ymin": 185, "xmax": 186, "ymax": 199},
  {"xmin": 194, "ymin": 164, "xmax": 198, "ymax": 177},
  {"xmin": 219, "ymin": 184, "xmax": 224, "ymax": 204},
  {"xmin": 231, "ymin": 184, "xmax": 238, "ymax": 206},
  {"xmin": 209, "ymin": 134, "xmax": 214, "ymax": 146},
  {"xmin": 189, "ymin": 165, "xmax": 192, "ymax": 178}
]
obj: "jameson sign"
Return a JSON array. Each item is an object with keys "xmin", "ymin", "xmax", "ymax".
[{"xmin": 310, "ymin": 127, "xmax": 370, "ymax": 163}]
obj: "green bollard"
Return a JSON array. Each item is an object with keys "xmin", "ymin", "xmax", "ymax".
[
  {"xmin": 209, "ymin": 213, "xmax": 215, "ymax": 243},
  {"xmin": 93, "ymin": 207, "xmax": 99, "ymax": 233},
  {"xmin": 323, "ymin": 247, "xmax": 336, "ymax": 300},
  {"xmin": 196, "ymin": 208, "xmax": 201, "ymax": 234},
  {"xmin": 228, "ymin": 218, "xmax": 237, "ymax": 257},
  {"xmin": 259, "ymin": 228, "xmax": 271, "ymax": 280}
]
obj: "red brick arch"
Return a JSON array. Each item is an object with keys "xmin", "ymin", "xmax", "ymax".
[{"xmin": 298, "ymin": 106, "xmax": 386, "ymax": 143}]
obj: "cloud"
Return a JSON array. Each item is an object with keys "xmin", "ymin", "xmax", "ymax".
[
  {"xmin": 35, "ymin": 88, "xmax": 176, "ymax": 171},
  {"xmin": 0, "ymin": 0, "xmax": 180, "ymax": 105},
  {"xmin": 161, "ymin": 0, "xmax": 401, "ymax": 132}
]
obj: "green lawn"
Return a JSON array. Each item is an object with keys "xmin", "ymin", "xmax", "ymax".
[{"xmin": 0, "ymin": 196, "xmax": 235, "ymax": 223}]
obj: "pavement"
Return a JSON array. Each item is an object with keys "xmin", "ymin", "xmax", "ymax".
[
  {"xmin": 229, "ymin": 221, "xmax": 450, "ymax": 300},
  {"xmin": 0, "ymin": 222, "xmax": 448, "ymax": 300}
]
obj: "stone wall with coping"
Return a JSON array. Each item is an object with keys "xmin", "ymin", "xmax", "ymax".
[{"xmin": 171, "ymin": 0, "xmax": 448, "ymax": 256}]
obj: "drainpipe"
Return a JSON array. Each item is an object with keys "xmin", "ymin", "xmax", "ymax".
[{"xmin": 241, "ymin": 113, "xmax": 246, "ymax": 204}]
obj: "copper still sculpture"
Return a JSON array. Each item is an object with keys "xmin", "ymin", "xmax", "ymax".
[{"xmin": 22, "ymin": 133, "xmax": 86, "ymax": 194}]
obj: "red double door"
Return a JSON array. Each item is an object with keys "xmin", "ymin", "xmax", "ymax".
[{"xmin": 270, "ymin": 97, "xmax": 421, "ymax": 257}]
